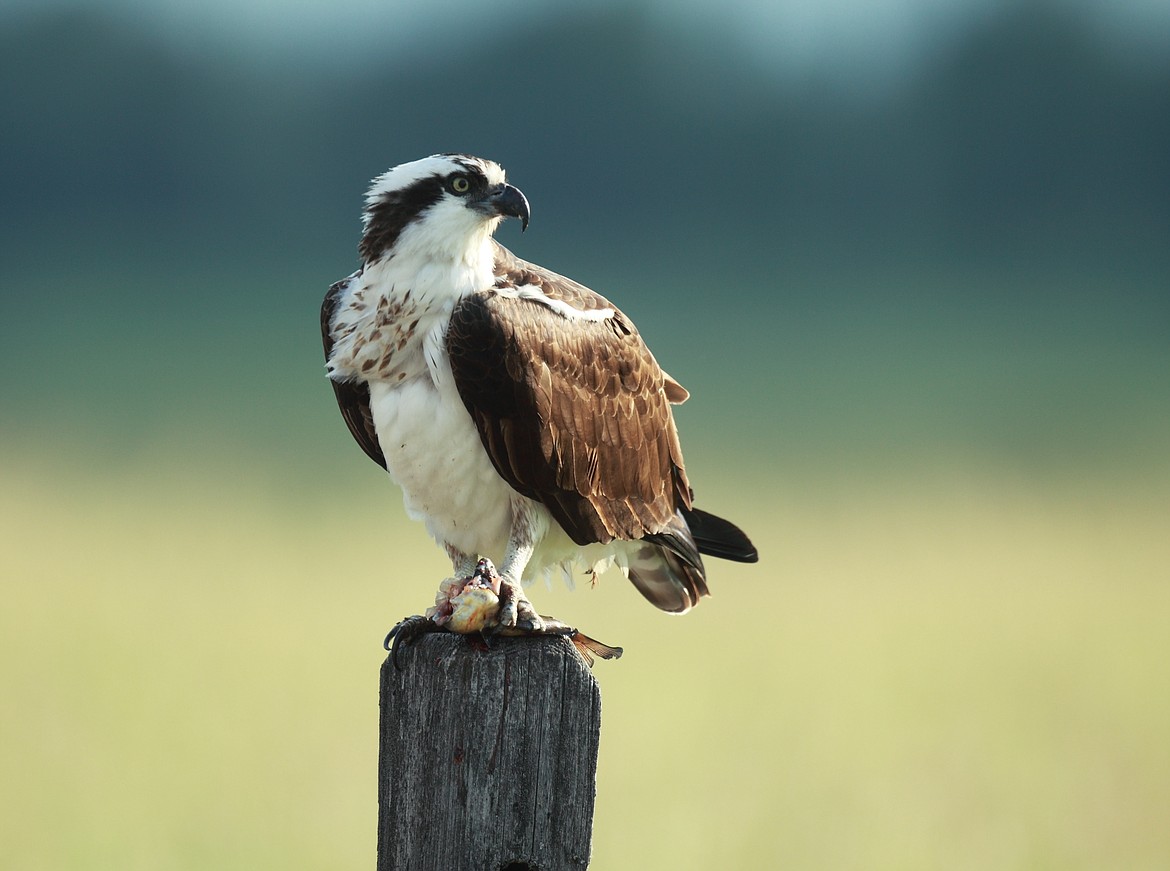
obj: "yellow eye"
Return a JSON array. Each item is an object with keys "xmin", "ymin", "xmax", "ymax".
[{"xmin": 450, "ymin": 175, "xmax": 471, "ymax": 194}]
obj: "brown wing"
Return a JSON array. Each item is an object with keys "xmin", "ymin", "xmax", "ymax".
[
  {"xmin": 445, "ymin": 247, "xmax": 692, "ymax": 546},
  {"xmin": 321, "ymin": 275, "xmax": 386, "ymax": 470}
]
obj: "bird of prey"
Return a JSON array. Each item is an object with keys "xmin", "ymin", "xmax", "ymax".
[{"xmin": 321, "ymin": 154, "xmax": 756, "ymax": 636}]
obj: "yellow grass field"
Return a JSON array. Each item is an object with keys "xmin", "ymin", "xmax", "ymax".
[{"xmin": 2, "ymin": 447, "xmax": 1168, "ymax": 869}]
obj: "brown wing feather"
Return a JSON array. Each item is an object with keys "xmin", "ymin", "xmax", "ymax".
[
  {"xmin": 446, "ymin": 246, "xmax": 692, "ymax": 546},
  {"xmin": 321, "ymin": 276, "xmax": 386, "ymax": 470}
]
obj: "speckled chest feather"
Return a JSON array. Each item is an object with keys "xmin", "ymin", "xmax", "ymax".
[
  {"xmin": 325, "ymin": 278, "xmax": 432, "ymax": 386},
  {"xmin": 324, "ymin": 251, "xmax": 523, "ymax": 559}
]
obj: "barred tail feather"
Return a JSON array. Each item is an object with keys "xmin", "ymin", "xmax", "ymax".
[
  {"xmin": 624, "ymin": 507, "xmax": 757, "ymax": 613},
  {"xmin": 625, "ymin": 538, "xmax": 709, "ymax": 614}
]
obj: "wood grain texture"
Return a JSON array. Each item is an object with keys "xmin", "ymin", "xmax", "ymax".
[{"xmin": 378, "ymin": 633, "xmax": 602, "ymax": 871}]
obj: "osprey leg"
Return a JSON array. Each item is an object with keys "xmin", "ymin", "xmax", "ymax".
[
  {"xmin": 496, "ymin": 499, "xmax": 545, "ymax": 632},
  {"xmin": 443, "ymin": 543, "xmax": 479, "ymax": 580}
]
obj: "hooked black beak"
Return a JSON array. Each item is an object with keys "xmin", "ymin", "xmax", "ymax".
[{"xmin": 478, "ymin": 183, "xmax": 530, "ymax": 232}]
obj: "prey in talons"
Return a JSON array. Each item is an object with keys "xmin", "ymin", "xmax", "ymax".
[{"xmin": 384, "ymin": 558, "xmax": 623, "ymax": 670}]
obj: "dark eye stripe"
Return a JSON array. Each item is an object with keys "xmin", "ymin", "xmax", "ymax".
[
  {"xmin": 360, "ymin": 164, "xmax": 488, "ymax": 261},
  {"xmin": 360, "ymin": 175, "xmax": 446, "ymax": 260}
]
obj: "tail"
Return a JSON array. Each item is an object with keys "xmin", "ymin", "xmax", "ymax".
[
  {"xmin": 683, "ymin": 507, "xmax": 759, "ymax": 563},
  {"xmin": 623, "ymin": 508, "xmax": 758, "ymax": 614}
]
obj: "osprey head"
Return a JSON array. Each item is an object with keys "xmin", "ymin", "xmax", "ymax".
[{"xmin": 359, "ymin": 154, "xmax": 530, "ymax": 263}]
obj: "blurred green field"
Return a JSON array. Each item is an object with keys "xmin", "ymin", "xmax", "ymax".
[{"xmin": 3, "ymin": 443, "xmax": 1167, "ymax": 869}]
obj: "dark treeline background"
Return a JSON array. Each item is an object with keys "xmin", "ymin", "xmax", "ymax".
[
  {"xmin": 1, "ymin": 2, "xmax": 1167, "ymax": 471},
  {"xmin": 4, "ymin": 4, "xmax": 1168, "ymax": 266}
]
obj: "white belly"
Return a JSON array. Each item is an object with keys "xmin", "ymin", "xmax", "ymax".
[
  {"xmin": 368, "ymin": 376, "xmax": 515, "ymax": 560},
  {"xmin": 366, "ymin": 374, "xmax": 625, "ymax": 588}
]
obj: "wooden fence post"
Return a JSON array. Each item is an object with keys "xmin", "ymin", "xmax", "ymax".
[{"xmin": 377, "ymin": 632, "xmax": 602, "ymax": 870}]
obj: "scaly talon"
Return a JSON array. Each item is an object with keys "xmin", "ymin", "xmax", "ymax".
[
  {"xmin": 514, "ymin": 597, "xmax": 544, "ymax": 633},
  {"xmin": 389, "ymin": 556, "xmax": 619, "ymax": 668},
  {"xmin": 496, "ymin": 575, "xmax": 543, "ymax": 633},
  {"xmin": 384, "ymin": 614, "xmax": 440, "ymax": 670}
]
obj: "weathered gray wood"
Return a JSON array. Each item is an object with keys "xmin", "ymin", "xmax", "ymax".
[{"xmin": 378, "ymin": 632, "xmax": 602, "ymax": 871}]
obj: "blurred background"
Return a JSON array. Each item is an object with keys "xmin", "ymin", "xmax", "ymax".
[{"xmin": 2, "ymin": 0, "xmax": 1168, "ymax": 867}]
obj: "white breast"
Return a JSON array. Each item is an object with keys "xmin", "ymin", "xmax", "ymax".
[
  {"xmin": 368, "ymin": 327, "xmax": 628, "ymax": 595},
  {"xmin": 329, "ymin": 246, "xmax": 627, "ymax": 588},
  {"xmin": 368, "ymin": 370, "xmax": 517, "ymax": 560}
]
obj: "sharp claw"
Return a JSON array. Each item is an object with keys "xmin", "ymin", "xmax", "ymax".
[
  {"xmin": 388, "ymin": 565, "xmax": 622, "ymax": 670},
  {"xmin": 384, "ymin": 615, "xmax": 438, "ymax": 670},
  {"xmin": 515, "ymin": 609, "xmax": 544, "ymax": 633},
  {"xmin": 496, "ymin": 598, "xmax": 519, "ymax": 630},
  {"xmin": 495, "ymin": 574, "xmax": 543, "ymax": 632}
]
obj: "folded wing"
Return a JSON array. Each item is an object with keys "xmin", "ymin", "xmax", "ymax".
[{"xmin": 445, "ymin": 244, "xmax": 693, "ymax": 547}]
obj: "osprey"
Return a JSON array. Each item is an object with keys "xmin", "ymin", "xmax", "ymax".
[{"xmin": 322, "ymin": 154, "xmax": 756, "ymax": 633}]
